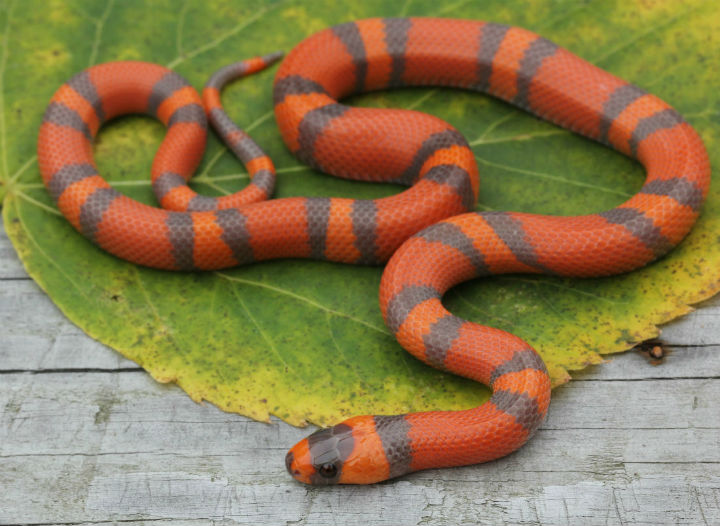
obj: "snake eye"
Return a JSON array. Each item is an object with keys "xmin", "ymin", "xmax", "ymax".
[{"xmin": 317, "ymin": 462, "xmax": 338, "ymax": 478}]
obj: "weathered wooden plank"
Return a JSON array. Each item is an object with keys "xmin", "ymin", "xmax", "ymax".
[
  {"xmin": 1, "ymin": 371, "xmax": 718, "ymax": 525},
  {"xmin": 660, "ymin": 296, "xmax": 720, "ymax": 347},
  {"xmin": 2, "ymin": 459, "xmax": 715, "ymax": 526},
  {"xmin": 0, "ymin": 372, "xmax": 717, "ymax": 457}
]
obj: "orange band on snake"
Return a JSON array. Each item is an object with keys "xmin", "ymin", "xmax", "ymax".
[{"xmin": 37, "ymin": 18, "xmax": 710, "ymax": 485}]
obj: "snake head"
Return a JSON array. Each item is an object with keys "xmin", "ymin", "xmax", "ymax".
[{"xmin": 285, "ymin": 416, "xmax": 390, "ymax": 485}]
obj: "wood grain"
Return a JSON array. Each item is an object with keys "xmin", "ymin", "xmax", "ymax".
[{"xmin": 1, "ymin": 219, "xmax": 718, "ymax": 526}]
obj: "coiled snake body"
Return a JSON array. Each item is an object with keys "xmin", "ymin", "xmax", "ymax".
[{"xmin": 37, "ymin": 18, "xmax": 710, "ymax": 484}]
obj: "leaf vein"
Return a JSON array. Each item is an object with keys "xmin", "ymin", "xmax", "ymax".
[
  {"xmin": 399, "ymin": 0, "xmax": 413, "ymax": 17},
  {"xmin": 165, "ymin": 2, "xmax": 286, "ymax": 69},
  {"xmin": 216, "ymin": 272, "xmax": 391, "ymax": 335},
  {"xmin": 15, "ymin": 190, "xmax": 62, "ymax": 216},
  {"xmin": 474, "ymin": 154, "xmax": 633, "ymax": 197},
  {"xmin": 88, "ymin": 0, "xmax": 114, "ymax": 67},
  {"xmin": 470, "ymin": 129, "xmax": 567, "ymax": 146},
  {"xmin": 534, "ymin": 0, "xmax": 597, "ymax": 30},
  {"xmin": 592, "ymin": 2, "xmax": 709, "ymax": 65},
  {"xmin": 12, "ymin": 197, "xmax": 91, "ymax": 302},
  {"xmin": 499, "ymin": 276, "xmax": 627, "ymax": 305},
  {"xmin": 325, "ymin": 312, "xmax": 367, "ymax": 387},
  {"xmin": 231, "ymin": 285, "xmax": 299, "ymax": 377},
  {"xmin": 175, "ymin": 0, "xmax": 191, "ymax": 59},
  {"xmin": 8, "ymin": 155, "xmax": 37, "ymax": 186},
  {"xmin": 448, "ymin": 288, "xmax": 516, "ymax": 327},
  {"xmin": 472, "ymin": 110, "xmax": 518, "ymax": 144}
]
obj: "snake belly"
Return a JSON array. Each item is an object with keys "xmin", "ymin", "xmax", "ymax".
[{"xmin": 37, "ymin": 17, "xmax": 710, "ymax": 485}]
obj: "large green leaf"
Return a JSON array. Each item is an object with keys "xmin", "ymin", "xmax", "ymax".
[{"xmin": 2, "ymin": 0, "xmax": 718, "ymax": 425}]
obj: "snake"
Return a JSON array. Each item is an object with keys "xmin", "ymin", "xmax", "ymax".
[{"xmin": 37, "ymin": 18, "xmax": 710, "ymax": 485}]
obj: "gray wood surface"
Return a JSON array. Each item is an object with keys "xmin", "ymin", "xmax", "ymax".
[{"xmin": 1, "ymin": 218, "xmax": 719, "ymax": 526}]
